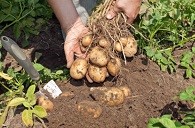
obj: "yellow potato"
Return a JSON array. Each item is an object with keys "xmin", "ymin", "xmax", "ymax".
[
  {"xmin": 119, "ymin": 37, "xmax": 128, "ymax": 47},
  {"xmin": 82, "ymin": 34, "xmax": 93, "ymax": 47},
  {"xmin": 118, "ymin": 86, "xmax": 131, "ymax": 97},
  {"xmin": 114, "ymin": 42, "xmax": 122, "ymax": 52},
  {"xmin": 124, "ymin": 36, "xmax": 137, "ymax": 57},
  {"xmin": 77, "ymin": 100, "xmax": 102, "ymax": 118},
  {"xmin": 37, "ymin": 96, "xmax": 54, "ymax": 112},
  {"xmin": 90, "ymin": 87, "xmax": 125, "ymax": 107},
  {"xmin": 89, "ymin": 46, "xmax": 109, "ymax": 67},
  {"xmin": 70, "ymin": 58, "xmax": 88, "ymax": 80},
  {"xmin": 88, "ymin": 64, "xmax": 107, "ymax": 83},
  {"xmin": 107, "ymin": 57, "xmax": 121, "ymax": 76},
  {"xmin": 98, "ymin": 38, "xmax": 111, "ymax": 48}
]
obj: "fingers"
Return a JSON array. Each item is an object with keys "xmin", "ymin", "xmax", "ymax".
[
  {"xmin": 65, "ymin": 45, "xmax": 74, "ymax": 68},
  {"xmin": 106, "ymin": 2, "xmax": 121, "ymax": 20},
  {"xmin": 65, "ymin": 41, "xmax": 85, "ymax": 68}
]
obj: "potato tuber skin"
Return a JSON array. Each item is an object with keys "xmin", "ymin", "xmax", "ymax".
[
  {"xmin": 88, "ymin": 64, "xmax": 107, "ymax": 83},
  {"xmin": 124, "ymin": 36, "xmax": 137, "ymax": 57},
  {"xmin": 107, "ymin": 57, "xmax": 121, "ymax": 76},
  {"xmin": 90, "ymin": 87, "xmax": 125, "ymax": 107},
  {"xmin": 89, "ymin": 46, "xmax": 109, "ymax": 67},
  {"xmin": 98, "ymin": 38, "xmax": 111, "ymax": 48},
  {"xmin": 70, "ymin": 58, "xmax": 88, "ymax": 80},
  {"xmin": 37, "ymin": 96, "xmax": 54, "ymax": 112},
  {"xmin": 77, "ymin": 101, "xmax": 102, "ymax": 118},
  {"xmin": 82, "ymin": 34, "xmax": 93, "ymax": 47}
]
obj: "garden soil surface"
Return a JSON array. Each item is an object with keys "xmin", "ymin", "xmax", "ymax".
[{"xmin": 2, "ymin": 17, "xmax": 195, "ymax": 128}]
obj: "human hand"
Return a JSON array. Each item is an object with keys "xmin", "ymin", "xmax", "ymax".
[
  {"xmin": 106, "ymin": 0, "xmax": 141, "ymax": 23},
  {"xmin": 64, "ymin": 18, "xmax": 88, "ymax": 68}
]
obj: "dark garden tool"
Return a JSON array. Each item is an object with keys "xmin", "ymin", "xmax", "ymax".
[{"xmin": 0, "ymin": 36, "xmax": 40, "ymax": 81}]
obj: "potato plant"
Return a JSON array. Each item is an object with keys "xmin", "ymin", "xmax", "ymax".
[{"xmin": 70, "ymin": 0, "xmax": 138, "ymax": 83}]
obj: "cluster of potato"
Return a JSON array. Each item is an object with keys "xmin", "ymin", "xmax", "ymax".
[
  {"xmin": 77, "ymin": 86, "xmax": 131, "ymax": 118},
  {"xmin": 70, "ymin": 34, "xmax": 137, "ymax": 83}
]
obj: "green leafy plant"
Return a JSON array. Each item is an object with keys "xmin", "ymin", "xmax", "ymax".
[
  {"xmin": 147, "ymin": 114, "xmax": 190, "ymax": 128},
  {"xmin": 33, "ymin": 63, "xmax": 69, "ymax": 82},
  {"xmin": 0, "ymin": 85, "xmax": 47, "ymax": 127},
  {"xmin": 180, "ymin": 47, "xmax": 195, "ymax": 78},
  {"xmin": 147, "ymin": 86, "xmax": 195, "ymax": 128},
  {"xmin": 0, "ymin": 0, "xmax": 52, "ymax": 47},
  {"xmin": 133, "ymin": 0, "xmax": 195, "ymax": 76}
]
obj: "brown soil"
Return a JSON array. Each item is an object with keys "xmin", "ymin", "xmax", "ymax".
[{"xmin": 2, "ymin": 17, "xmax": 195, "ymax": 128}]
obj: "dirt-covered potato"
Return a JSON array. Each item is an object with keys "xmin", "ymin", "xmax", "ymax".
[
  {"xmin": 107, "ymin": 57, "xmax": 121, "ymax": 76},
  {"xmin": 82, "ymin": 34, "xmax": 93, "ymax": 47},
  {"xmin": 88, "ymin": 64, "xmax": 107, "ymax": 83},
  {"xmin": 70, "ymin": 58, "xmax": 88, "ymax": 80},
  {"xmin": 118, "ymin": 86, "xmax": 131, "ymax": 97},
  {"xmin": 89, "ymin": 46, "xmax": 109, "ymax": 67},
  {"xmin": 90, "ymin": 87, "xmax": 125, "ymax": 106},
  {"xmin": 98, "ymin": 38, "xmax": 111, "ymax": 48},
  {"xmin": 37, "ymin": 96, "xmax": 54, "ymax": 112},
  {"xmin": 124, "ymin": 36, "xmax": 137, "ymax": 57},
  {"xmin": 77, "ymin": 100, "xmax": 102, "ymax": 118}
]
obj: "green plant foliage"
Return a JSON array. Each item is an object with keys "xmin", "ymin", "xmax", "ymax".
[
  {"xmin": 33, "ymin": 63, "xmax": 69, "ymax": 82},
  {"xmin": 147, "ymin": 114, "xmax": 190, "ymax": 128},
  {"xmin": 147, "ymin": 86, "xmax": 195, "ymax": 128},
  {"xmin": 0, "ymin": 0, "xmax": 52, "ymax": 47},
  {"xmin": 134, "ymin": 0, "xmax": 195, "ymax": 77},
  {"xmin": 0, "ymin": 85, "xmax": 47, "ymax": 127},
  {"xmin": 179, "ymin": 86, "xmax": 195, "ymax": 102},
  {"xmin": 180, "ymin": 47, "xmax": 195, "ymax": 78}
]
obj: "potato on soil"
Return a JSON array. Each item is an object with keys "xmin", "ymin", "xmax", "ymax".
[
  {"xmin": 88, "ymin": 64, "xmax": 107, "ymax": 83},
  {"xmin": 107, "ymin": 57, "xmax": 121, "ymax": 76},
  {"xmin": 124, "ymin": 36, "xmax": 137, "ymax": 57},
  {"xmin": 37, "ymin": 96, "xmax": 54, "ymax": 112},
  {"xmin": 98, "ymin": 38, "xmax": 111, "ymax": 48},
  {"xmin": 81, "ymin": 34, "xmax": 93, "ymax": 47},
  {"xmin": 77, "ymin": 100, "xmax": 102, "ymax": 118},
  {"xmin": 90, "ymin": 87, "xmax": 125, "ymax": 107},
  {"xmin": 118, "ymin": 86, "xmax": 131, "ymax": 97},
  {"xmin": 89, "ymin": 46, "xmax": 109, "ymax": 67},
  {"xmin": 70, "ymin": 58, "xmax": 88, "ymax": 80}
]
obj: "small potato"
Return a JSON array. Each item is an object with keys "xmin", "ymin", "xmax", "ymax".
[
  {"xmin": 70, "ymin": 58, "xmax": 88, "ymax": 80},
  {"xmin": 90, "ymin": 87, "xmax": 125, "ymax": 107},
  {"xmin": 37, "ymin": 96, "xmax": 54, "ymax": 112},
  {"xmin": 107, "ymin": 57, "xmax": 121, "ymax": 76},
  {"xmin": 88, "ymin": 64, "xmax": 107, "ymax": 83},
  {"xmin": 77, "ymin": 101, "xmax": 102, "ymax": 118},
  {"xmin": 118, "ymin": 86, "xmax": 131, "ymax": 97},
  {"xmin": 89, "ymin": 46, "xmax": 109, "ymax": 67},
  {"xmin": 98, "ymin": 38, "xmax": 111, "ymax": 48},
  {"xmin": 114, "ymin": 42, "xmax": 122, "ymax": 52},
  {"xmin": 124, "ymin": 36, "xmax": 137, "ymax": 57},
  {"xmin": 119, "ymin": 37, "xmax": 128, "ymax": 47},
  {"xmin": 82, "ymin": 34, "xmax": 93, "ymax": 47}
]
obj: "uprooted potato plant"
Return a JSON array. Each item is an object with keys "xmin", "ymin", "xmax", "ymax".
[{"xmin": 70, "ymin": 0, "xmax": 138, "ymax": 83}]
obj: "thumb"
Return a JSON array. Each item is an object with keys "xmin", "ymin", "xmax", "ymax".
[{"xmin": 106, "ymin": 4, "xmax": 120, "ymax": 20}]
